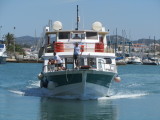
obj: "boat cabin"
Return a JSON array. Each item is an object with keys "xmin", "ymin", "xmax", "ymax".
[
  {"xmin": 41, "ymin": 21, "xmax": 116, "ymax": 73},
  {"xmin": 43, "ymin": 29, "xmax": 114, "ymax": 53}
]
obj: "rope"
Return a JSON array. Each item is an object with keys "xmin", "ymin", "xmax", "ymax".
[{"xmin": 66, "ymin": 69, "xmax": 69, "ymax": 82}]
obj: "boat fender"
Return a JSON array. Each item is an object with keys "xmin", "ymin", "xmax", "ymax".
[
  {"xmin": 48, "ymin": 81, "xmax": 55, "ymax": 90},
  {"xmin": 114, "ymin": 76, "xmax": 121, "ymax": 82},
  {"xmin": 38, "ymin": 73, "xmax": 44, "ymax": 80}
]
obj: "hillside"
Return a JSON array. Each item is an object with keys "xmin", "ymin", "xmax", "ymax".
[
  {"xmin": 15, "ymin": 36, "xmax": 39, "ymax": 47},
  {"xmin": 15, "ymin": 35, "xmax": 160, "ymax": 48},
  {"xmin": 107, "ymin": 35, "xmax": 160, "ymax": 45}
]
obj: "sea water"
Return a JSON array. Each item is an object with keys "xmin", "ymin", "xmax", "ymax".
[{"xmin": 0, "ymin": 63, "xmax": 160, "ymax": 120}]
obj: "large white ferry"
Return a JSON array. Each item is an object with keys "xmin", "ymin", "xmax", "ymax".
[{"xmin": 38, "ymin": 7, "xmax": 120, "ymax": 98}]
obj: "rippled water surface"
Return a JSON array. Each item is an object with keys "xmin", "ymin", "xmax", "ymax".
[{"xmin": 0, "ymin": 63, "xmax": 160, "ymax": 120}]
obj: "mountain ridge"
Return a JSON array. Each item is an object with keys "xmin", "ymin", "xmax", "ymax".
[{"xmin": 15, "ymin": 35, "xmax": 160, "ymax": 47}]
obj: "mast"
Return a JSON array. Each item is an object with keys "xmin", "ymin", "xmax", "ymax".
[
  {"xmin": 122, "ymin": 30, "xmax": 125, "ymax": 58},
  {"xmin": 115, "ymin": 28, "xmax": 118, "ymax": 56},
  {"xmin": 76, "ymin": 5, "xmax": 79, "ymax": 30},
  {"xmin": 154, "ymin": 36, "xmax": 156, "ymax": 59},
  {"xmin": 0, "ymin": 26, "xmax": 2, "ymax": 40}
]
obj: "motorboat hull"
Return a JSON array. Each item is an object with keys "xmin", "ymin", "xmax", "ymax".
[
  {"xmin": 142, "ymin": 62, "xmax": 158, "ymax": 65},
  {"xmin": 41, "ymin": 70, "xmax": 116, "ymax": 97},
  {"xmin": 132, "ymin": 62, "xmax": 142, "ymax": 65}
]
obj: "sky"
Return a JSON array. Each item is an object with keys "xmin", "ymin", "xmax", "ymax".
[{"xmin": 0, "ymin": 0, "xmax": 160, "ymax": 40}]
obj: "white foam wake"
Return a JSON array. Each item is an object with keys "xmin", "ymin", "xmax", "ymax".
[
  {"xmin": 9, "ymin": 88, "xmax": 148, "ymax": 100},
  {"xmin": 26, "ymin": 81, "xmax": 40, "ymax": 88},
  {"xmin": 98, "ymin": 93, "xmax": 148, "ymax": 100},
  {"xmin": 9, "ymin": 90, "xmax": 25, "ymax": 96}
]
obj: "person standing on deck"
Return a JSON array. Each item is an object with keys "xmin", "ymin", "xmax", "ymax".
[{"xmin": 73, "ymin": 43, "xmax": 82, "ymax": 68}]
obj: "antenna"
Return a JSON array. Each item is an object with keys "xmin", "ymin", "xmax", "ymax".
[{"xmin": 48, "ymin": 20, "xmax": 52, "ymax": 31}]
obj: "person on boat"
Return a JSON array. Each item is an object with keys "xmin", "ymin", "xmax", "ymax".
[
  {"xmin": 53, "ymin": 52, "xmax": 63, "ymax": 70},
  {"xmin": 73, "ymin": 34, "xmax": 80, "ymax": 39},
  {"xmin": 73, "ymin": 42, "xmax": 82, "ymax": 68},
  {"xmin": 48, "ymin": 59, "xmax": 52, "ymax": 71}
]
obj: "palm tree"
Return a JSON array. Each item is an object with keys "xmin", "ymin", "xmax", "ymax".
[
  {"xmin": 4, "ymin": 32, "xmax": 25, "ymax": 56},
  {"xmin": 5, "ymin": 33, "xmax": 14, "ymax": 47}
]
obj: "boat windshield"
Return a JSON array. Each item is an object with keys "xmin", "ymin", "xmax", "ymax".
[
  {"xmin": 86, "ymin": 32, "xmax": 98, "ymax": 39},
  {"xmin": 59, "ymin": 32, "xmax": 70, "ymax": 39},
  {"xmin": 87, "ymin": 58, "xmax": 96, "ymax": 68},
  {"xmin": 71, "ymin": 33, "xmax": 85, "ymax": 39}
]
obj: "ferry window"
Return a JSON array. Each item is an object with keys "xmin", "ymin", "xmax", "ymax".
[
  {"xmin": 87, "ymin": 58, "xmax": 96, "ymax": 68},
  {"xmin": 59, "ymin": 32, "xmax": 70, "ymax": 39},
  {"xmin": 81, "ymin": 34, "xmax": 85, "ymax": 39},
  {"xmin": 104, "ymin": 58, "xmax": 112, "ymax": 64},
  {"xmin": 65, "ymin": 58, "xmax": 74, "ymax": 69},
  {"xmin": 79, "ymin": 58, "xmax": 84, "ymax": 66},
  {"xmin": 46, "ymin": 34, "xmax": 56, "ymax": 53},
  {"xmin": 98, "ymin": 59, "xmax": 103, "ymax": 69},
  {"xmin": 50, "ymin": 34, "xmax": 56, "ymax": 43},
  {"xmin": 86, "ymin": 32, "xmax": 98, "ymax": 39},
  {"xmin": 72, "ymin": 33, "xmax": 85, "ymax": 39}
]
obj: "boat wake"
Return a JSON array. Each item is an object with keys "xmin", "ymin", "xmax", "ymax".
[
  {"xmin": 9, "ymin": 88, "xmax": 148, "ymax": 100},
  {"xmin": 9, "ymin": 81, "xmax": 148, "ymax": 100},
  {"xmin": 98, "ymin": 92, "xmax": 148, "ymax": 100}
]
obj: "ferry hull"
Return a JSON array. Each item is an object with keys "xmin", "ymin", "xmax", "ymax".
[{"xmin": 42, "ymin": 70, "xmax": 116, "ymax": 97}]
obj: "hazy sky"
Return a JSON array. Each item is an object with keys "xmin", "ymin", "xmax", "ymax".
[{"xmin": 0, "ymin": 0, "xmax": 160, "ymax": 40}]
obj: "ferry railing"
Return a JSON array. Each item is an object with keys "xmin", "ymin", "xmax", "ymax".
[
  {"xmin": 107, "ymin": 64, "xmax": 117, "ymax": 72},
  {"xmin": 45, "ymin": 43, "xmax": 114, "ymax": 53},
  {"xmin": 98, "ymin": 62, "xmax": 117, "ymax": 72},
  {"xmin": 43, "ymin": 65, "xmax": 58, "ymax": 73},
  {"xmin": 43, "ymin": 63, "xmax": 117, "ymax": 73}
]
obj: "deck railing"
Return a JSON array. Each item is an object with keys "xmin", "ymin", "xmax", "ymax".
[
  {"xmin": 43, "ymin": 63, "xmax": 117, "ymax": 73},
  {"xmin": 45, "ymin": 43, "xmax": 114, "ymax": 53}
]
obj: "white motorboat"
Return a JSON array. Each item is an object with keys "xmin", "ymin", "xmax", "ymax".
[
  {"xmin": 142, "ymin": 57, "xmax": 159, "ymax": 65},
  {"xmin": 0, "ymin": 43, "xmax": 7, "ymax": 64},
  {"xmin": 116, "ymin": 57, "xmax": 126, "ymax": 65},
  {"xmin": 126, "ymin": 56, "xmax": 142, "ymax": 65}
]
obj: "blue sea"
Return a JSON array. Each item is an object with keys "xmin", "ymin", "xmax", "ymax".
[{"xmin": 0, "ymin": 63, "xmax": 160, "ymax": 120}]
